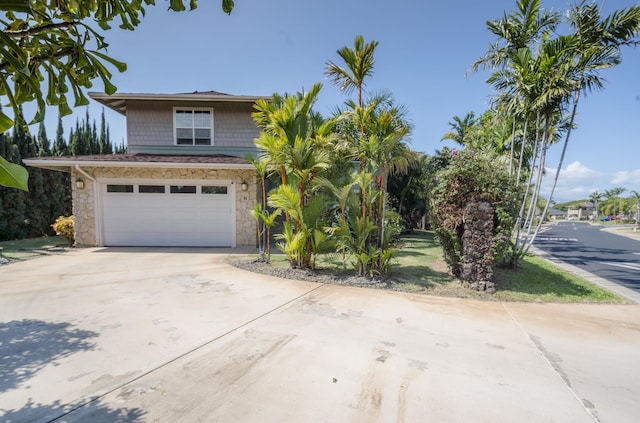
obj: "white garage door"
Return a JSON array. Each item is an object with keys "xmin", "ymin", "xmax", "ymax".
[{"xmin": 102, "ymin": 180, "xmax": 234, "ymax": 247}]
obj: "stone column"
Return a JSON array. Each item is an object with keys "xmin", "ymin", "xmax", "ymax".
[{"xmin": 461, "ymin": 201, "xmax": 495, "ymax": 293}]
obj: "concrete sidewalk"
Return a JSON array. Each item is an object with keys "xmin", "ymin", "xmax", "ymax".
[
  {"xmin": 600, "ymin": 225, "xmax": 640, "ymax": 241},
  {"xmin": 1, "ymin": 248, "xmax": 639, "ymax": 422}
]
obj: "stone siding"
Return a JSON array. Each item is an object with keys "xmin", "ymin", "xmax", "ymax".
[
  {"xmin": 71, "ymin": 166, "xmax": 257, "ymax": 247},
  {"xmin": 71, "ymin": 169, "xmax": 97, "ymax": 246}
]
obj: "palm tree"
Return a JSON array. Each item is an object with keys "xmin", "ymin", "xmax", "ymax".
[
  {"xmin": 588, "ymin": 190, "xmax": 604, "ymax": 221},
  {"xmin": 441, "ymin": 112, "xmax": 478, "ymax": 146},
  {"xmin": 521, "ymin": 36, "xmax": 577, "ymax": 244},
  {"xmin": 540, "ymin": 2, "xmax": 640, "ymax": 232},
  {"xmin": 368, "ymin": 104, "xmax": 413, "ymax": 246},
  {"xmin": 605, "ymin": 187, "xmax": 627, "ymax": 199},
  {"xmin": 252, "ymin": 84, "xmax": 334, "ymax": 269},
  {"xmin": 253, "ymin": 83, "xmax": 326, "ymax": 186},
  {"xmin": 472, "ymin": 0, "xmax": 560, "ymax": 72},
  {"xmin": 325, "ymin": 35, "xmax": 379, "ymax": 108}
]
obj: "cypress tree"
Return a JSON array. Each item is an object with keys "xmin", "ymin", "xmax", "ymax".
[
  {"xmin": 53, "ymin": 114, "xmax": 69, "ymax": 156},
  {"xmin": 99, "ymin": 108, "xmax": 113, "ymax": 154},
  {"xmin": 69, "ymin": 123, "xmax": 80, "ymax": 156},
  {"xmin": 91, "ymin": 120, "xmax": 99, "ymax": 154},
  {"xmin": 37, "ymin": 121, "xmax": 51, "ymax": 156}
]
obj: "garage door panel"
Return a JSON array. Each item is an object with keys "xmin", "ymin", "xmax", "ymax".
[{"xmin": 102, "ymin": 181, "xmax": 234, "ymax": 247}]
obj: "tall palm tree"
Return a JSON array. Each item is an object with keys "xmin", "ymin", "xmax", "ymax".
[
  {"xmin": 367, "ymin": 103, "xmax": 413, "ymax": 246},
  {"xmin": 325, "ymin": 35, "xmax": 379, "ymax": 108},
  {"xmin": 480, "ymin": 3, "xmax": 578, "ymax": 263},
  {"xmin": 588, "ymin": 190, "xmax": 604, "ymax": 221},
  {"xmin": 605, "ymin": 187, "xmax": 626, "ymax": 199},
  {"xmin": 540, "ymin": 1, "xmax": 640, "ymax": 233},
  {"xmin": 441, "ymin": 112, "xmax": 478, "ymax": 147},
  {"xmin": 472, "ymin": 0, "xmax": 560, "ymax": 72}
]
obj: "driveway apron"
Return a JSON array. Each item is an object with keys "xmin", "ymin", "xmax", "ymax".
[{"xmin": 1, "ymin": 248, "xmax": 639, "ymax": 422}]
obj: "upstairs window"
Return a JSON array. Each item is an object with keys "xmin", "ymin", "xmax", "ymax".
[{"xmin": 174, "ymin": 108, "xmax": 213, "ymax": 145}]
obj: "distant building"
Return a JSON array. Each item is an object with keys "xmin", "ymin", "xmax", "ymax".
[
  {"xmin": 567, "ymin": 202, "xmax": 596, "ymax": 220},
  {"xmin": 548, "ymin": 208, "xmax": 567, "ymax": 220}
]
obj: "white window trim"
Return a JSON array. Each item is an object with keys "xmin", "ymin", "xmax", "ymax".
[{"xmin": 173, "ymin": 107, "xmax": 214, "ymax": 146}]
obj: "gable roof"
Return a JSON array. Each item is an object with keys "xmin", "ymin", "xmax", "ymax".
[{"xmin": 89, "ymin": 91, "xmax": 270, "ymax": 115}]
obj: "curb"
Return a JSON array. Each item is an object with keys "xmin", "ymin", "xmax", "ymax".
[{"xmin": 529, "ymin": 245, "xmax": 640, "ymax": 305}]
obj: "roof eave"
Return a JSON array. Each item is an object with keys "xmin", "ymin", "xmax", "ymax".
[
  {"xmin": 89, "ymin": 92, "xmax": 271, "ymax": 115},
  {"xmin": 23, "ymin": 158, "xmax": 255, "ymax": 170}
]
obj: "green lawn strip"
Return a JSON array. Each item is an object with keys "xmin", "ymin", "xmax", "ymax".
[
  {"xmin": 493, "ymin": 255, "xmax": 626, "ymax": 303},
  {"xmin": 0, "ymin": 236, "xmax": 69, "ymax": 261},
  {"xmin": 246, "ymin": 231, "xmax": 626, "ymax": 303}
]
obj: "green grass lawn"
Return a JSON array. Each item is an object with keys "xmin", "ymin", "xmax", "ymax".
[
  {"xmin": 0, "ymin": 236, "xmax": 70, "ymax": 261},
  {"xmin": 260, "ymin": 231, "xmax": 626, "ymax": 303},
  {"xmin": 492, "ymin": 255, "xmax": 626, "ymax": 303}
]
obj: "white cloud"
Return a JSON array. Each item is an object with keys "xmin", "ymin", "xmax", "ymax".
[
  {"xmin": 538, "ymin": 162, "xmax": 640, "ymax": 202},
  {"xmin": 540, "ymin": 161, "xmax": 605, "ymax": 202},
  {"xmin": 611, "ymin": 169, "xmax": 640, "ymax": 186}
]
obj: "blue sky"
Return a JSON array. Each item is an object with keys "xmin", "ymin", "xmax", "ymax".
[{"xmin": 43, "ymin": 0, "xmax": 640, "ymax": 203}]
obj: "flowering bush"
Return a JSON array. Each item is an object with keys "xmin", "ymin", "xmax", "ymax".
[
  {"xmin": 428, "ymin": 149, "xmax": 520, "ymax": 276},
  {"xmin": 52, "ymin": 215, "xmax": 75, "ymax": 246}
]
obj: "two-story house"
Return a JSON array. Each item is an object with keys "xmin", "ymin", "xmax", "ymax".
[{"xmin": 25, "ymin": 90, "xmax": 267, "ymax": 247}]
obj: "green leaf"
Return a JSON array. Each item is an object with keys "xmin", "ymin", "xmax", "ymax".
[
  {"xmin": 0, "ymin": 156, "xmax": 29, "ymax": 191},
  {"xmin": 0, "ymin": 0, "xmax": 31, "ymax": 13},
  {"xmin": 89, "ymin": 50, "xmax": 128, "ymax": 72},
  {"xmin": 169, "ymin": 0, "xmax": 187, "ymax": 12},
  {"xmin": 57, "ymin": 95, "xmax": 73, "ymax": 117},
  {"xmin": 0, "ymin": 110, "xmax": 13, "ymax": 133},
  {"xmin": 222, "ymin": 0, "xmax": 234, "ymax": 14}
]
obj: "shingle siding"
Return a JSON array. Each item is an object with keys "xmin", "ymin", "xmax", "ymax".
[{"xmin": 126, "ymin": 101, "xmax": 259, "ymax": 151}]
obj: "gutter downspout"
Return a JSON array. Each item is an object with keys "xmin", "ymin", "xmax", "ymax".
[{"xmin": 75, "ymin": 164, "xmax": 102, "ymax": 246}]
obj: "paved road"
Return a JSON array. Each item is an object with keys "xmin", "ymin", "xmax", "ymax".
[
  {"xmin": 1, "ymin": 248, "xmax": 639, "ymax": 422},
  {"xmin": 532, "ymin": 222, "xmax": 640, "ymax": 293}
]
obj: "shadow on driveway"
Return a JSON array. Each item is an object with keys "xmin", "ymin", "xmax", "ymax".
[
  {"xmin": 1, "ymin": 397, "xmax": 146, "ymax": 423},
  {"xmin": 0, "ymin": 319, "xmax": 98, "ymax": 393}
]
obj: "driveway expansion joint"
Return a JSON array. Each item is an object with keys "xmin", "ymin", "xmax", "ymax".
[
  {"xmin": 48, "ymin": 282, "xmax": 327, "ymax": 422},
  {"xmin": 500, "ymin": 302, "xmax": 601, "ymax": 423}
]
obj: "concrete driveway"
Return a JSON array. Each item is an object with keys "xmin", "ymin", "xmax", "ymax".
[{"xmin": 1, "ymin": 248, "xmax": 639, "ymax": 422}]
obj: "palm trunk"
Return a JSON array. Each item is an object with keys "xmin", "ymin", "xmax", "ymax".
[
  {"xmin": 261, "ymin": 174, "xmax": 267, "ymax": 255},
  {"xmin": 510, "ymin": 115, "xmax": 532, "ymax": 264},
  {"xmin": 525, "ymin": 87, "xmax": 582, "ymax": 254},
  {"xmin": 509, "ymin": 119, "xmax": 516, "ymax": 176},
  {"xmin": 515, "ymin": 117, "xmax": 529, "ymax": 186},
  {"xmin": 523, "ymin": 114, "xmax": 545, "ymax": 235},
  {"xmin": 524, "ymin": 122, "xmax": 549, "ymax": 241},
  {"xmin": 378, "ymin": 165, "xmax": 386, "ymax": 249}
]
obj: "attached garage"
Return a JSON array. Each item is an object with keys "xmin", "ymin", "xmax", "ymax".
[
  {"xmin": 23, "ymin": 154, "xmax": 258, "ymax": 248},
  {"xmin": 102, "ymin": 179, "xmax": 235, "ymax": 247}
]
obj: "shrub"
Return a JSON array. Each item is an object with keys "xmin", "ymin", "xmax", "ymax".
[
  {"xmin": 52, "ymin": 215, "xmax": 75, "ymax": 246},
  {"xmin": 428, "ymin": 149, "xmax": 519, "ymax": 276}
]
